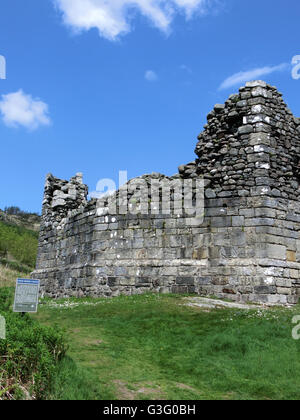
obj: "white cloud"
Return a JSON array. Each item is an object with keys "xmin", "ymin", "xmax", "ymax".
[
  {"xmin": 0, "ymin": 90, "xmax": 51, "ymax": 130},
  {"xmin": 54, "ymin": 0, "xmax": 211, "ymax": 41},
  {"xmin": 145, "ymin": 70, "xmax": 158, "ymax": 81},
  {"xmin": 219, "ymin": 63, "xmax": 289, "ymax": 90}
]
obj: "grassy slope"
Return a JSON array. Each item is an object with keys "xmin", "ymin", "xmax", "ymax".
[
  {"xmin": 0, "ymin": 209, "xmax": 40, "ymax": 232},
  {"xmin": 0, "ymin": 217, "xmax": 39, "ymax": 286},
  {"xmin": 34, "ymin": 294, "xmax": 300, "ymax": 401},
  {"xmin": 0, "ymin": 221, "xmax": 38, "ymax": 268},
  {"xmin": 0, "ymin": 265, "xmax": 30, "ymax": 288}
]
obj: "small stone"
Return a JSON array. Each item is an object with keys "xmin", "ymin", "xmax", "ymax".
[
  {"xmin": 238, "ymin": 125, "xmax": 254, "ymax": 135},
  {"xmin": 271, "ymin": 188, "xmax": 281, "ymax": 197},
  {"xmin": 207, "ymin": 111, "xmax": 215, "ymax": 120},
  {"xmin": 246, "ymin": 80, "xmax": 267, "ymax": 88},
  {"xmin": 236, "ymin": 100, "xmax": 247, "ymax": 108},
  {"xmin": 251, "ymin": 87, "xmax": 268, "ymax": 98},
  {"xmin": 214, "ymin": 104, "xmax": 225, "ymax": 113},
  {"xmin": 238, "ymin": 189, "xmax": 250, "ymax": 197},
  {"xmin": 205, "ymin": 188, "xmax": 216, "ymax": 198}
]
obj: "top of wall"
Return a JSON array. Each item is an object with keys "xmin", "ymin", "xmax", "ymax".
[
  {"xmin": 42, "ymin": 172, "xmax": 89, "ymax": 224},
  {"xmin": 42, "ymin": 80, "xmax": 300, "ymax": 222},
  {"xmin": 180, "ymin": 80, "xmax": 300, "ymax": 200}
]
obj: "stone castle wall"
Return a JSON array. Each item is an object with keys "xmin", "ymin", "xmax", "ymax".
[{"xmin": 32, "ymin": 81, "xmax": 300, "ymax": 304}]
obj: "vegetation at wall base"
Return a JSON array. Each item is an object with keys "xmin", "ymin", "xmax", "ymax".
[
  {"xmin": 0, "ymin": 258, "xmax": 32, "ymax": 275},
  {"xmin": 0, "ymin": 288, "xmax": 105, "ymax": 400},
  {"xmin": 0, "ymin": 288, "xmax": 68, "ymax": 399}
]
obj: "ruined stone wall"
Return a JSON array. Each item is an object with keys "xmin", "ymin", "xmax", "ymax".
[{"xmin": 32, "ymin": 81, "xmax": 300, "ymax": 304}]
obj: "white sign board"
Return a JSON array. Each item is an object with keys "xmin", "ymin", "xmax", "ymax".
[{"xmin": 13, "ymin": 279, "xmax": 40, "ymax": 313}]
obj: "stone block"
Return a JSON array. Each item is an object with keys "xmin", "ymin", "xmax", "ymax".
[
  {"xmin": 210, "ymin": 216, "xmax": 232, "ymax": 228},
  {"xmin": 266, "ymin": 244, "xmax": 286, "ymax": 260},
  {"xmin": 287, "ymin": 250, "xmax": 296, "ymax": 262},
  {"xmin": 290, "ymin": 269, "xmax": 299, "ymax": 279},
  {"xmin": 176, "ymin": 277, "xmax": 195, "ymax": 285},
  {"xmin": 197, "ymin": 277, "xmax": 212, "ymax": 285},
  {"xmin": 232, "ymin": 216, "xmax": 245, "ymax": 226}
]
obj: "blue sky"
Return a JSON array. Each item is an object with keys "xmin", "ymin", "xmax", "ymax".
[{"xmin": 0, "ymin": 0, "xmax": 299, "ymax": 213}]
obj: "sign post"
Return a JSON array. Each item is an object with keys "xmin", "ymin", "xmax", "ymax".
[{"xmin": 13, "ymin": 279, "xmax": 40, "ymax": 314}]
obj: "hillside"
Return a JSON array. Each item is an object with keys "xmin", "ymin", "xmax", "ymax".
[
  {"xmin": 0, "ymin": 208, "xmax": 40, "ymax": 285},
  {"xmin": 0, "ymin": 208, "xmax": 40, "ymax": 232}
]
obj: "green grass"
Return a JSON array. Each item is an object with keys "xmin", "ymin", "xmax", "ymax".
[
  {"xmin": 50, "ymin": 356, "xmax": 106, "ymax": 400},
  {"xmin": 33, "ymin": 293, "xmax": 300, "ymax": 400}
]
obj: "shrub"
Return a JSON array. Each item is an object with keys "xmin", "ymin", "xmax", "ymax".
[
  {"xmin": 0, "ymin": 288, "xmax": 68, "ymax": 399},
  {"xmin": 0, "ymin": 259, "xmax": 32, "ymax": 275}
]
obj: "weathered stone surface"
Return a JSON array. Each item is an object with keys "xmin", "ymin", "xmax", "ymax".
[{"xmin": 32, "ymin": 81, "xmax": 300, "ymax": 305}]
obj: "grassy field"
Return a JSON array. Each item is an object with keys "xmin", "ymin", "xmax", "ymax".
[{"xmin": 32, "ymin": 293, "xmax": 300, "ymax": 400}]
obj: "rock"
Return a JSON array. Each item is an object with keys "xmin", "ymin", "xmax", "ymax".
[
  {"xmin": 272, "ymin": 189, "xmax": 281, "ymax": 197},
  {"xmin": 246, "ymin": 80, "xmax": 267, "ymax": 88},
  {"xmin": 178, "ymin": 165, "xmax": 185, "ymax": 174},
  {"xmin": 238, "ymin": 125, "xmax": 254, "ymax": 135},
  {"xmin": 205, "ymin": 188, "xmax": 216, "ymax": 198},
  {"xmin": 214, "ymin": 104, "xmax": 225, "ymax": 113},
  {"xmin": 51, "ymin": 199, "xmax": 66, "ymax": 208}
]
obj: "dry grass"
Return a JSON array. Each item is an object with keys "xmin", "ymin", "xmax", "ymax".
[
  {"xmin": 0, "ymin": 265, "xmax": 28, "ymax": 288},
  {"xmin": 113, "ymin": 380, "xmax": 166, "ymax": 400}
]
